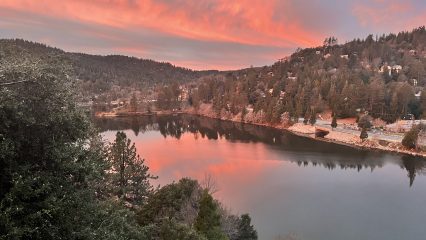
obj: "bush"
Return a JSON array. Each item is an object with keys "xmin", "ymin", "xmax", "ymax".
[
  {"xmin": 401, "ymin": 125, "xmax": 424, "ymax": 149},
  {"xmin": 358, "ymin": 115, "xmax": 372, "ymax": 129}
]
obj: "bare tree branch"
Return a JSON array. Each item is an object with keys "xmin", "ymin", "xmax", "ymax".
[{"xmin": 201, "ymin": 172, "xmax": 219, "ymax": 195}]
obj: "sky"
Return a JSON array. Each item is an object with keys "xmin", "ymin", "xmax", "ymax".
[{"xmin": 0, "ymin": 0, "xmax": 425, "ymax": 70}]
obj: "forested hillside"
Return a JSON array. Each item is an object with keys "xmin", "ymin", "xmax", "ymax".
[
  {"xmin": 188, "ymin": 27, "xmax": 426, "ymax": 123},
  {"xmin": 0, "ymin": 39, "xmax": 217, "ymax": 97},
  {"xmin": 2, "ymin": 27, "xmax": 426, "ymax": 124}
]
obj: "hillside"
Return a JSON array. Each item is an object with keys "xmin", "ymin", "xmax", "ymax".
[
  {"xmin": 0, "ymin": 39, "xmax": 218, "ymax": 97},
  {"xmin": 2, "ymin": 27, "xmax": 426, "ymax": 124},
  {"xmin": 185, "ymin": 27, "xmax": 426, "ymax": 123}
]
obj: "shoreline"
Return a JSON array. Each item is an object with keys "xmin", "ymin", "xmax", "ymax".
[
  {"xmin": 186, "ymin": 111, "xmax": 426, "ymax": 158},
  {"xmin": 95, "ymin": 110, "xmax": 426, "ymax": 158}
]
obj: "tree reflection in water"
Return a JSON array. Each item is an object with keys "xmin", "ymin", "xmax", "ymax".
[{"xmin": 94, "ymin": 114, "xmax": 426, "ymax": 186}]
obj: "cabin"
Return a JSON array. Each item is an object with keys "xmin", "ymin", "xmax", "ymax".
[
  {"xmin": 328, "ymin": 68, "xmax": 337, "ymax": 74},
  {"xmin": 415, "ymin": 91, "xmax": 422, "ymax": 99},
  {"xmin": 391, "ymin": 65, "xmax": 402, "ymax": 73}
]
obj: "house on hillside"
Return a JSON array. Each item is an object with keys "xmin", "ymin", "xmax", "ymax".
[
  {"xmin": 340, "ymin": 54, "xmax": 349, "ymax": 60},
  {"xmin": 415, "ymin": 90, "xmax": 422, "ymax": 99},
  {"xmin": 380, "ymin": 65, "xmax": 402, "ymax": 75},
  {"xmin": 409, "ymin": 49, "xmax": 417, "ymax": 56},
  {"xmin": 245, "ymin": 105, "xmax": 254, "ymax": 113},
  {"xmin": 392, "ymin": 65, "xmax": 402, "ymax": 73},
  {"xmin": 110, "ymin": 100, "xmax": 123, "ymax": 108},
  {"xmin": 328, "ymin": 68, "xmax": 337, "ymax": 74}
]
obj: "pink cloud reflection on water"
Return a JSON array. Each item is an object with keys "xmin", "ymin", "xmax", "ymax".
[{"xmin": 102, "ymin": 129, "xmax": 288, "ymax": 208}]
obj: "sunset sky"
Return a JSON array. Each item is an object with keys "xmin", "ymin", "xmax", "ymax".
[{"xmin": 1, "ymin": 0, "xmax": 425, "ymax": 70}]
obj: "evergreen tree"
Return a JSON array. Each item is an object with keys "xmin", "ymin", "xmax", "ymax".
[
  {"xmin": 309, "ymin": 109, "xmax": 317, "ymax": 126},
  {"xmin": 360, "ymin": 127, "xmax": 368, "ymax": 141},
  {"xmin": 0, "ymin": 54, "xmax": 146, "ymax": 239},
  {"xmin": 331, "ymin": 115, "xmax": 337, "ymax": 129},
  {"xmin": 109, "ymin": 131, "xmax": 155, "ymax": 206},
  {"xmin": 303, "ymin": 109, "xmax": 310, "ymax": 125},
  {"xmin": 130, "ymin": 93, "xmax": 138, "ymax": 112},
  {"xmin": 195, "ymin": 190, "xmax": 227, "ymax": 240},
  {"xmin": 237, "ymin": 214, "xmax": 258, "ymax": 240},
  {"xmin": 402, "ymin": 125, "xmax": 423, "ymax": 149}
]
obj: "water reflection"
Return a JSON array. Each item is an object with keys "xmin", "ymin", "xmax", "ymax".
[
  {"xmin": 94, "ymin": 114, "xmax": 426, "ymax": 186},
  {"xmin": 96, "ymin": 115, "xmax": 426, "ymax": 240}
]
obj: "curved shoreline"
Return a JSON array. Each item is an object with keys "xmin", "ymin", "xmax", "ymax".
[
  {"xmin": 183, "ymin": 111, "xmax": 426, "ymax": 158},
  {"xmin": 94, "ymin": 110, "xmax": 426, "ymax": 158}
]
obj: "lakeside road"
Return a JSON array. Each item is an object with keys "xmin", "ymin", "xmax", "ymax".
[{"xmin": 310, "ymin": 119, "xmax": 404, "ymax": 143}]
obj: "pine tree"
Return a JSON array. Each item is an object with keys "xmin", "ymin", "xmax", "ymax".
[
  {"xmin": 309, "ymin": 109, "xmax": 317, "ymax": 126},
  {"xmin": 237, "ymin": 214, "xmax": 258, "ymax": 240},
  {"xmin": 109, "ymin": 131, "xmax": 155, "ymax": 205},
  {"xmin": 194, "ymin": 190, "xmax": 227, "ymax": 240},
  {"xmin": 331, "ymin": 115, "xmax": 337, "ymax": 129},
  {"xmin": 303, "ymin": 109, "xmax": 310, "ymax": 125},
  {"xmin": 402, "ymin": 125, "xmax": 422, "ymax": 149},
  {"xmin": 360, "ymin": 127, "xmax": 368, "ymax": 141},
  {"xmin": 130, "ymin": 93, "xmax": 138, "ymax": 112}
]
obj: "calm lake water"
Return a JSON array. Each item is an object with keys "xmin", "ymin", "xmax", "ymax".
[{"xmin": 95, "ymin": 115, "xmax": 426, "ymax": 240}]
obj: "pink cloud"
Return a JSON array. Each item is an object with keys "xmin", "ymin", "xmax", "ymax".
[
  {"xmin": 0, "ymin": 0, "xmax": 321, "ymax": 48},
  {"xmin": 352, "ymin": 0, "xmax": 425, "ymax": 32}
]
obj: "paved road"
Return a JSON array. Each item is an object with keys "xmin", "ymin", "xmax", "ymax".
[{"xmin": 299, "ymin": 118, "xmax": 403, "ymax": 143}]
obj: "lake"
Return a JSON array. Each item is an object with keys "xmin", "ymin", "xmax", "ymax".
[{"xmin": 95, "ymin": 114, "xmax": 426, "ymax": 240}]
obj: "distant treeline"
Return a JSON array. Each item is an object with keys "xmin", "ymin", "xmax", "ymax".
[{"xmin": 0, "ymin": 38, "xmax": 218, "ymax": 96}]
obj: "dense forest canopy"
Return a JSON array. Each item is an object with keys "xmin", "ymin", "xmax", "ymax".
[
  {"xmin": 0, "ymin": 39, "xmax": 218, "ymax": 97},
  {"xmin": 1, "ymin": 26, "xmax": 426, "ymax": 124},
  {"xmin": 186, "ymin": 27, "xmax": 426, "ymax": 123}
]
